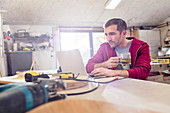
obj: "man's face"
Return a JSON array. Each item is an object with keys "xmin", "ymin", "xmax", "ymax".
[{"xmin": 104, "ymin": 25, "xmax": 123, "ymax": 48}]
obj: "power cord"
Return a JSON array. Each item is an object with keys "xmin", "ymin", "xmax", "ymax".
[
  {"xmin": 60, "ymin": 76, "xmax": 124, "ymax": 84},
  {"xmin": 59, "ymin": 76, "xmax": 125, "ymax": 96}
]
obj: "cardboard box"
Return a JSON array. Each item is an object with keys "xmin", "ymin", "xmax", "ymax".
[
  {"xmin": 151, "ymin": 65, "xmax": 161, "ymax": 72},
  {"xmin": 151, "ymin": 64, "xmax": 169, "ymax": 72},
  {"xmin": 147, "ymin": 75, "xmax": 164, "ymax": 82},
  {"xmin": 163, "ymin": 76, "xmax": 170, "ymax": 81},
  {"xmin": 162, "ymin": 80, "xmax": 170, "ymax": 84}
]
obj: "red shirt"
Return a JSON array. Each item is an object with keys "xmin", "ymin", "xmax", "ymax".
[{"xmin": 86, "ymin": 37, "xmax": 151, "ymax": 79}]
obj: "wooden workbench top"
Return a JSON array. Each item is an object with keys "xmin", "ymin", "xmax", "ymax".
[
  {"xmin": 28, "ymin": 99, "xmax": 158, "ymax": 113},
  {"xmin": 1, "ymin": 74, "xmax": 170, "ymax": 113}
]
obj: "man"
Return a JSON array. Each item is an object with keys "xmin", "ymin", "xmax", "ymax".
[{"xmin": 86, "ymin": 18, "xmax": 151, "ymax": 79}]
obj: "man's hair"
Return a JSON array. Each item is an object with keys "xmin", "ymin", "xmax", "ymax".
[{"xmin": 105, "ymin": 18, "xmax": 127, "ymax": 34}]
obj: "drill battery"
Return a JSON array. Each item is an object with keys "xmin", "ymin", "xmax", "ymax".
[{"xmin": 59, "ymin": 72, "xmax": 74, "ymax": 79}]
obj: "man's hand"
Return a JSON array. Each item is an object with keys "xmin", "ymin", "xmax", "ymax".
[
  {"xmin": 90, "ymin": 67, "xmax": 115, "ymax": 77},
  {"xmin": 94, "ymin": 57, "xmax": 120, "ymax": 69},
  {"xmin": 90, "ymin": 67, "xmax": 129, "ymax": 78},
  {"xmin": 104, "ymin": 57, "xmax": 120, "ymax": 68}
]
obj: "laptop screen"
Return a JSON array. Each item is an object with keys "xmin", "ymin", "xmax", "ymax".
[{"xmin": 56, "ymin": 49, "xmax": 87, "ymax": 76}]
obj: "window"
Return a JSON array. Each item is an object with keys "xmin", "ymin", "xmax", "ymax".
[
  {"xmin": 92, "ymin": 32, "xmax": 107, "ymax": 54},
  {"xmin": 60, "ymin": 32, "xmax": 90, "ymax": 65},
  {"xmin": 59, "ymin": 28, "xmax": 105, "ymax": 65}
]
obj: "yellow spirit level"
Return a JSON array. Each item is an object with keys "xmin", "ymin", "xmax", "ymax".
[{"xmin": 151, "ymin": 59, "xmax": 170, "ymax": 63}]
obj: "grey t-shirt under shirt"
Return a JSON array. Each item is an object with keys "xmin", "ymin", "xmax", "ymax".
[{"xmin": 115, "ymin": 40, "xmax": 132, "ymax": 70}]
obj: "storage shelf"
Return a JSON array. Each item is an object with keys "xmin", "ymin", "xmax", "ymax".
[
  {"xmin": 14, "ymin": 37, "xmax": 49, "ymax": 43},
  {"xmin": 164, "ymin": 44, "xmax": 170, "ymax": 47},
  {"xmin": 157, "ymin": 56, "xmax": 170, "ymax": 59}
]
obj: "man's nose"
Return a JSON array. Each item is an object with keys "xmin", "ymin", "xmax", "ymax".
[{"xmin": 107, "ymin": 36, "xmax": 112, "ymax": 41}]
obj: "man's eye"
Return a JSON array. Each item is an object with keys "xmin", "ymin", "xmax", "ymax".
[
  {"xmin": 105, "ymin": 33, "xmax": 107, "ymax": 36},
  {"xmin": 110, "ymin": 32, "xmax": 115, "ymax": 35}
]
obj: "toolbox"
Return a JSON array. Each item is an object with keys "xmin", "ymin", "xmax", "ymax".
[{"xmin": 14, "ymin": 29, "xmax": 30, "ymax": 38}]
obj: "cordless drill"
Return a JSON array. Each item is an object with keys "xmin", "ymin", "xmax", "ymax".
[{"xmin": 0, "ymin": 79, "xmax": 66, "ymax": 113}]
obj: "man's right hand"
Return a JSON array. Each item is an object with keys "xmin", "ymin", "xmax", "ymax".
[{"xmin": 94, "ymin": 57, "xmax": 120, "ymax": 69}]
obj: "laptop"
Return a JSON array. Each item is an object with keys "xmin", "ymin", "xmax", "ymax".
[
  {"xmin": 56, "ymin": 49, "xmax": 87, "ymax": 76},
  {"xmin": 56, "ymin": 49, "xmax": 120, "ymax": 81}
]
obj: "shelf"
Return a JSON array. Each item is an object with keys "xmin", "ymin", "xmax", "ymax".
[
  {"xmin": 157, "ymin": 56, "xmax": 170, "ymax": 59},
  {"xmin": 164, "ymin": 44, "xmax": 170, "ymax": 47},
  {"xmin": 8, "ymin": 51, "xmax": 32, "ymax": 53},
  {"xmin": 13, "ymin": 37, "xmax": 49, "ymax": 43}
]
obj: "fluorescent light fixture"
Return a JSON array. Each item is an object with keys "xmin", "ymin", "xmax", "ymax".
[
  {"xmin": 105, "ymin": 0, "xmax": 122, "ymax": 9},
  {"xmin": 0, "ymin": 10, "xmax": 7, "ymax": 13}
]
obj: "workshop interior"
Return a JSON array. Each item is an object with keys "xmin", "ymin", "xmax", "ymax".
[{"xmin": 0, "ymin": 0, "xmax": 170, "ymax": 113}]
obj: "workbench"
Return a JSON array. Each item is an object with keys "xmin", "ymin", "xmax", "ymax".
[
  {"xmin": 65, "ymin": 78, "xmax": 170, "ymax": 113},
  {"xmin": 0, "ymin": 74, "xmax": 170, "ymax": 113}
]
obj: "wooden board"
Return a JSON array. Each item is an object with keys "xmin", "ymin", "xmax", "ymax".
[{"xmin": 28, "ymin": 99, "xmax": 158, "ymax": 113}]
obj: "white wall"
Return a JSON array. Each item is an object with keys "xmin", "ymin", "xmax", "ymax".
[
  {"xmin": 139, "ymin": 30, "xmax": 161, "ymax": 58},
  {"xmin": 33, "ymin": 51, "xmax": 57, "ymax": 70},
  {"xmin": 159, "ymin": 17, "xmax": 170, "ymax": 48}
]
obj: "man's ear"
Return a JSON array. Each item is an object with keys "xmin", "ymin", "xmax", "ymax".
[{"xmin": 122, "ymin": 30, "xmax": 127, "ymax": 36}]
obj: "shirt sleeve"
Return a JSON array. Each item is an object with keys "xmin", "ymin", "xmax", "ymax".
[{"xmin": 86, "ymin": 44, "xmax": 106, "ymax": 73}]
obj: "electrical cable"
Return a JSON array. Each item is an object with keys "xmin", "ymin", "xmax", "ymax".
[
  {"xmin": 61, "ymin": 76, "xmax": 124, "ymax": 84},
  {"xmin": 67, "ymin": 82, "xmax": 99, "ymax": 96},
  {"xmin": 59, "ymin": 77, "xmax": 125, "ymax": 96}
]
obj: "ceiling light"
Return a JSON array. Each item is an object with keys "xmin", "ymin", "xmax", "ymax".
[
  {"xmin": 105, "ymin": 0, "xmax": 122, "ymax": 9},
  {"xmin": 0, "ymin": 10, "xmax": 7, "ymax": 13}
]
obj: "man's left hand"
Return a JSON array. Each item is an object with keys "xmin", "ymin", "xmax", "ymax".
[{"xmin": 90, "ymin": 67, "xmax": 116, "ymax": 77}]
